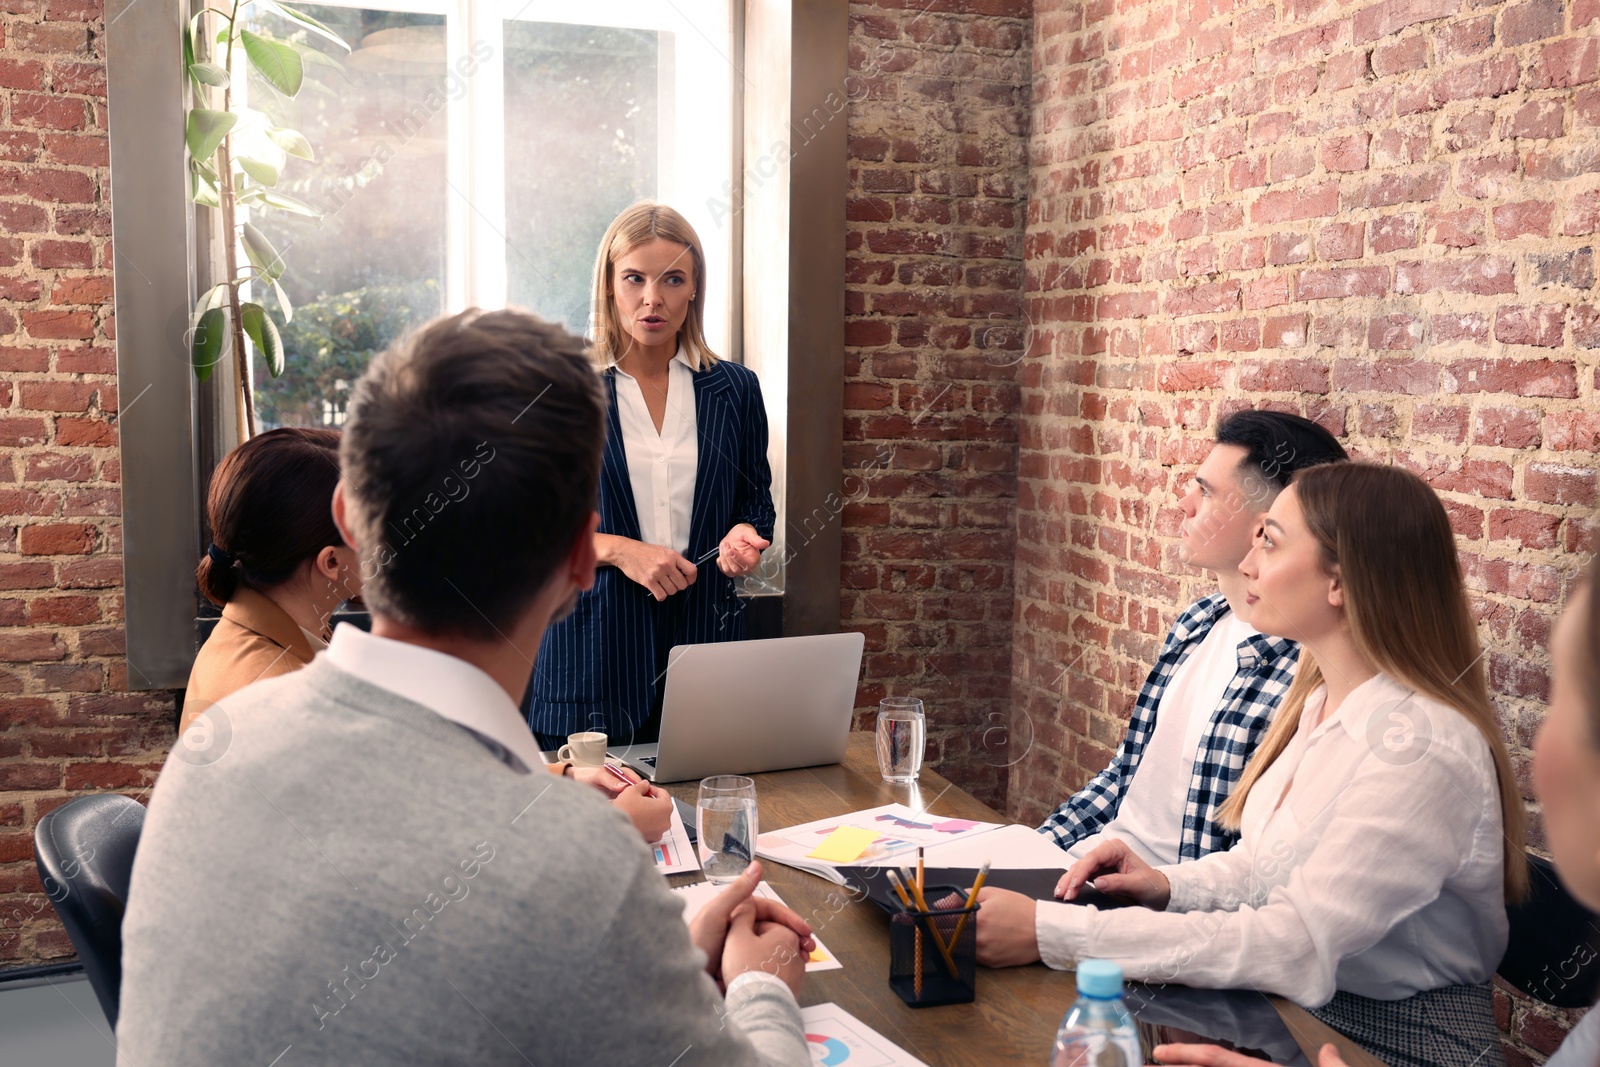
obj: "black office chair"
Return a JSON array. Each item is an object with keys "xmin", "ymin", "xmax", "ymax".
[
  {"xmin": 1498, "ymin": 853, "xmax": 1600, "ymax": 1009},
  {"xmin": 33, "ymin": 793, "xmax": 146, "ymax": 1028}
]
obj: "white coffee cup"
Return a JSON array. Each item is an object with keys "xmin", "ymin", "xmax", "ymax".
[{"xmin": 557, "ymin": 731, "xmax": 608, "ymax": 768}]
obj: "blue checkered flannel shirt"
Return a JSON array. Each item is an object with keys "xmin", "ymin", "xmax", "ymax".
[{"xmin": 1037, "ymin": 593, "xmax": 1300, "ymax": 861}]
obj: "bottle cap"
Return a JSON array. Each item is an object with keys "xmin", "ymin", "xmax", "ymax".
[{"xmin": 1076, "ymin": 959, "xmax": 1125, "ymax": 998}]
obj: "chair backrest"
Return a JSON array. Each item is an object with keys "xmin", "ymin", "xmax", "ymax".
[
  {"xmin": 33, "ymin": 793, "xmax": 146, "ymax": 1028},
  {"xmin": 1499, "ymin": 853, "xmax": 1600, "ymax": 1009}
]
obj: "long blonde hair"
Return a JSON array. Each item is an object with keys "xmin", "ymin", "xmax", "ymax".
[
  {"xmin": 1218, "ymin": 462, "xmax": 1529, "ymax": 901},
  {"xmin": 589, "ymin": 200, "xmax": 719, "ymax": 371}
]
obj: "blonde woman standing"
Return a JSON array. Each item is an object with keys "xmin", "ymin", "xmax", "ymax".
[{"xmin": 525, "ymin": 201, "xmax": 774, "ymax": 750}]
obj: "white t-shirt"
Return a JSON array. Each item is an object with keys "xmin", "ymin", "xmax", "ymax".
[
  {"xmin": 1068, "ymin": 610, "xmax": 1256, "ymax": 867},
  {"xmin": 613, "ymin": 350, "xmax": 698, "ymax": 555}
]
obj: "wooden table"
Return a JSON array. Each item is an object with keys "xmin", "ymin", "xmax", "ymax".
[{"xmin": 662, "ymin": 733, "xmax": 1385, "ymax": 1067}]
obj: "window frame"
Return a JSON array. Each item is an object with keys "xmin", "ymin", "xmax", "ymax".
[{"xmin": 110, "ymin": 0, "xmax": 845, "ymax": 688}]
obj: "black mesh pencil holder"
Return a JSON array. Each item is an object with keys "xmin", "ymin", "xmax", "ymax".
[{"xmin": 888, "ymin": 888, "xmax": 978, "ymax": 1007}]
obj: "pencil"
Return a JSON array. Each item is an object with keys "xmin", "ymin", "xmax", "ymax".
[
  {"xmin": 901, "ymin": 870, "xmax": 962, "ymax": 980},
  {"xmin": 886, "ymin": 871, "xmax": 923, "ymax": 998},
  {"xmin": 947, "ymin": 862, "xmax": 989, "ymax": 951},
  {"xmin": 917, "ymin": 847, "xmax": 925, "ymax": 896}
]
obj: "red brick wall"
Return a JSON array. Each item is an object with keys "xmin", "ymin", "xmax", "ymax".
[
  {"xmin": 1013, "ymin": 0, "xmax": 1597, "ymax": 1057},
  {"xmin": 843, "ymin": 0, "xmax": 1030, "ymax": 810},
  {"xmin": 0, "ymin": 0, "xmax": 172, "ymax": 968}
]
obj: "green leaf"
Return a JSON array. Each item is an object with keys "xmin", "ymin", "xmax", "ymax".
[
  {"xmin": 191, "ymin": 174, "xmax": 221, "ymax": 208},
  {"xmin": 189, "ymin": 61, "xmax": 230, "ymax": 87},
  {"xmin": 240, "ymin": 29, "xmax": 304, "ymax": 97},
  {"xmin": 266, "ymin": 127, "xmax": 313, "ymax": 160},
  {"xmin": 272, "ymin": 279, "xmax": 293, "ymax": 324},
  {"xmin": 253, "ymin": 190, "xmax": 318, "ymax": 217},
  {"xmin": 189, "ymin": 282, "xmax": 229, "ymax": 342},
  {"xmin": 237, "ymin": 156, "xmax": 279, "ymax": 186},
  {"xmin": 182, "ymin": 17, "xmax": 195, "ymax": 74},
  {"xmin": 192, "ymin": 304, "xmax": 229, "ymax": 383},
  {"xmin": 240, "ymin": 222, "xmax": 286, "ymax": 282},
  {"xmin": 239, "ymin": 301, "xmax": 285, "ymax": 377},
  {"xmin": 185, "ymin": 108, "xmax": 237, "ymax": 162},
  {"xmin": 252, "ymin": 0, "xmax": 351, "ymax": 52}
]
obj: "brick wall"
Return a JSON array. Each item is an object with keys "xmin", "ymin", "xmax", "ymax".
[
  {"xmin": 0, "ymin": 0, "xmax": 173, "ymax": 969},
  {"xmin": 1012, "ymin": 0, "xmax": 1598, "ymax": 1057},
  {"xmin": 842, "ymin": 0, "xmax": 1031, "ymax": 810}
]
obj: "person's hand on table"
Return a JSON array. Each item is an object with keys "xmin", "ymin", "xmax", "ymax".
[
  {"xmin": 1057, "ymin": 839, "xmax": 1171, "ymax": 910},
  {"xmin": 570, "ymin": 765, "xmax": 629, "ymax": 797},
  {"xmin": 607, "ymin": 769, "xmax": 673, "ymax": 843},
  {"xmin": 1154, "ymin": 1041, "xmax": 1349, "ymax": 1067},
  {"xmin": 715, "ymin": 523, "xmax": 769, "ymax": 577},
  {"xmin": 964, "ymin": 886, "xmax": 1042, "ymax": 968},
  {"xmin": 687, "ymin": 862, "xmax": 814, "ymax": 995},
  {"xmin": 605, "ymin": 535, "xmax": 697, "ymax": 600}
]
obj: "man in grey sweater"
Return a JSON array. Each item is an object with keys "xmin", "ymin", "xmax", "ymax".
[{"xmin": 118, "ymin": 310, "xmax": 813, "ymax": 1065}]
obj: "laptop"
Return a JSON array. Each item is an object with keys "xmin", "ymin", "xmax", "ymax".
[{"xmin": 613, "ymin": 631, "xmax": 866, "ymax": 783}]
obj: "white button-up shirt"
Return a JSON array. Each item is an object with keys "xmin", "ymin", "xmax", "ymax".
[
  {"xmin": 1035, "ymin": 672, "xmax": 1509, "ymax": 1006},
  {"xmin": 325, "ymin": 623, "xmax": 547, "ymax": 774},
  {"xmin": 613, "ymin": 350, "xmax": 698, "ymax": 555}
]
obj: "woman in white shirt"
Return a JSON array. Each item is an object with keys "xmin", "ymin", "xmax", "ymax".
[
  {"xmin": 1156, "ymin": 543, "xmax": 1600, "ymax": 1067},
  {"xmin": 974, "ymin": 462, "xmax": 1527, "ymax": 1067},
  {"xmin": 525, "ymin": 201, "xmax": 776, "ymax": 750}
]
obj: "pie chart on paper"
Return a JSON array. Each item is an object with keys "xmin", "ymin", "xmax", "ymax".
[
  {"xmin": 798, "ymin": 1002, "xmax": 929, "ymax": 1066},
  {"xmin": 807, "ymin": 1034, "xmax": 851, "ymax": 1065}
]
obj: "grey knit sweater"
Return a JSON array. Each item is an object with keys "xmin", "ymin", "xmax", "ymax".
[{"xmin": 117, "ymin": 656, "xmax": 808, "ymax": 1065}]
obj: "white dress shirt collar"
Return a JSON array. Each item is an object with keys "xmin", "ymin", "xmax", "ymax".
[{"xmin": 325, "ymin": 623, "xmax": 547, "ymax": 773}]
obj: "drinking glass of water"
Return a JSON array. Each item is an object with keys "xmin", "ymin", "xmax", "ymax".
[
  {"xmin": 876, "ymin": 697, "xmax": 925, "ymax": 783},
  {"xmin": 697, "ymin": 775, "xmax": 758, "ymax": 884}
]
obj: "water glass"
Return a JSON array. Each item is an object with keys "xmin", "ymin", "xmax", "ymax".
[
  {"xmin": 697, "ymin": 775, "xmax": 757, "ymax": 884},
  {"xmin": 877, "ymin": 697, "xmax": 925, "ymax": 783}
]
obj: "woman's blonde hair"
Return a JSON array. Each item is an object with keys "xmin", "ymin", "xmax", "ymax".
[
  {"xmin": 589, "ymin": 200, "xmax": 719, "ymax": 371},
  {"xmin": 1218, "ymin": 462, "xmax": 1529, "ymax": 901}
]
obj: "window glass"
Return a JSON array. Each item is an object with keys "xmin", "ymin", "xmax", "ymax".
[
  {"xmin": 502, "ymin": 22, "xmax": 660, "ymax": 334},
  {"xmin": 246, "ymin": 5, "xmax": 449, "ymax": 428}
]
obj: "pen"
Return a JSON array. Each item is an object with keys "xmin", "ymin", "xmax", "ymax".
[{"xmin": 602, "ymin": 763, "xmax": 643, "ymax": 793}]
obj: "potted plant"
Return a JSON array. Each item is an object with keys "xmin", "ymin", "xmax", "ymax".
[{"xmin": 183, "ymin": 0, "xmax": 348, "ymax": 439}]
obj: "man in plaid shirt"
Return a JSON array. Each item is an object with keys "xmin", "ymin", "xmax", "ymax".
[{"xmin": 1038, "ymin": 411, "xmax": 1348, "ymax": 865}]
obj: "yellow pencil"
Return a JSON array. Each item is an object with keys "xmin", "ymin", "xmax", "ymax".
[
  {"xmin": 886, "ymin": 870, "xmax": 924, "ymax": 999},
  {"xmin": 900, "ymin": 870, "xmax": 962, "ymax": 979},
  {"xmin": 947, "ymin": 862, "xmax": 990, "ymax": 951}
]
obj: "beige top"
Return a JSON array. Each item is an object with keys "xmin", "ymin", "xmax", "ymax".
[
  {"xmin": 180, "ymin": 590, "xmax": 574, "ymax": 777},
  {"xmin": 181, "ymin": 586, "xmax": 316, "ymax": 733}
]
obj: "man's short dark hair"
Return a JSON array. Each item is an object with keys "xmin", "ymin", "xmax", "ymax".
[
  {"xmin": 340, "ymin": 308, "xmax": 604, "ymax": 640},
  {"xmin": 1215, "ymin": 410, "xmax": 1348, "ymax": 495}
]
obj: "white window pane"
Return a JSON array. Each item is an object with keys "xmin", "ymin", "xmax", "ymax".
[
  {"xmin": 501, "ymin": 22, "xmax": 661, "ymax": 334},
  {"xmin": 246, "ymin": 5, "xmax": 448, "ymax": 429}
]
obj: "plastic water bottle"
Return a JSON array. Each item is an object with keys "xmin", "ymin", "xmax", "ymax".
[{"xmin": 1051, "ymin": 959, "xmax": 1143, "ymax": 1067}]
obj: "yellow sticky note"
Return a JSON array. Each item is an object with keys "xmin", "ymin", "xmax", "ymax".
[{"xmin": 808, "ymin": 826, "xmax": 880, "ymax": 863}]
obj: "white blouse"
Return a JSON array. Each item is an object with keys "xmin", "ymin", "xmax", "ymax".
[
  {"xmin": 613, "ymin": 350, "xmax": 698, "ymax": 556},
  {"xmin": 1035, "ymin": 672, "xmax": 1509, "ymax": 1007}
]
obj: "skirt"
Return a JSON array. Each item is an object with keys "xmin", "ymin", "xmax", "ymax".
[{"xmin": 1309, "ymin": 982, "xmax": 1505, "ymax": 1067}]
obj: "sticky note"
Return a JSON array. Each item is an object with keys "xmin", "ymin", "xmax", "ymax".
[{"xmin": 808, "ymin": 826, "xmax": 880, "ymax": 863}]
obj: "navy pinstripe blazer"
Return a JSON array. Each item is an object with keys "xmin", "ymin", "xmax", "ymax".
[{"xmin": 524, "ymin": 359, "xmax": 776, "ymax": 740}]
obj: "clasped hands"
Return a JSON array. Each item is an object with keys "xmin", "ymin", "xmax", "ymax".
[
  {"xmin": 967, "ymin": 839, "xmax": 1173, "ymax": 968},
  {"xmin": 688, "ymin": 862, "xmax": 812, "ymax": 998},
  {"xmin": 611, "ymin": 524, "xmax": 770, "ymax": 601}
]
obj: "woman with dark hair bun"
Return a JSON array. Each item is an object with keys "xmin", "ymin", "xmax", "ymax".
[{"xmin": 183, "ymin": 427, "xmax": 361, "ymax": 731}]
